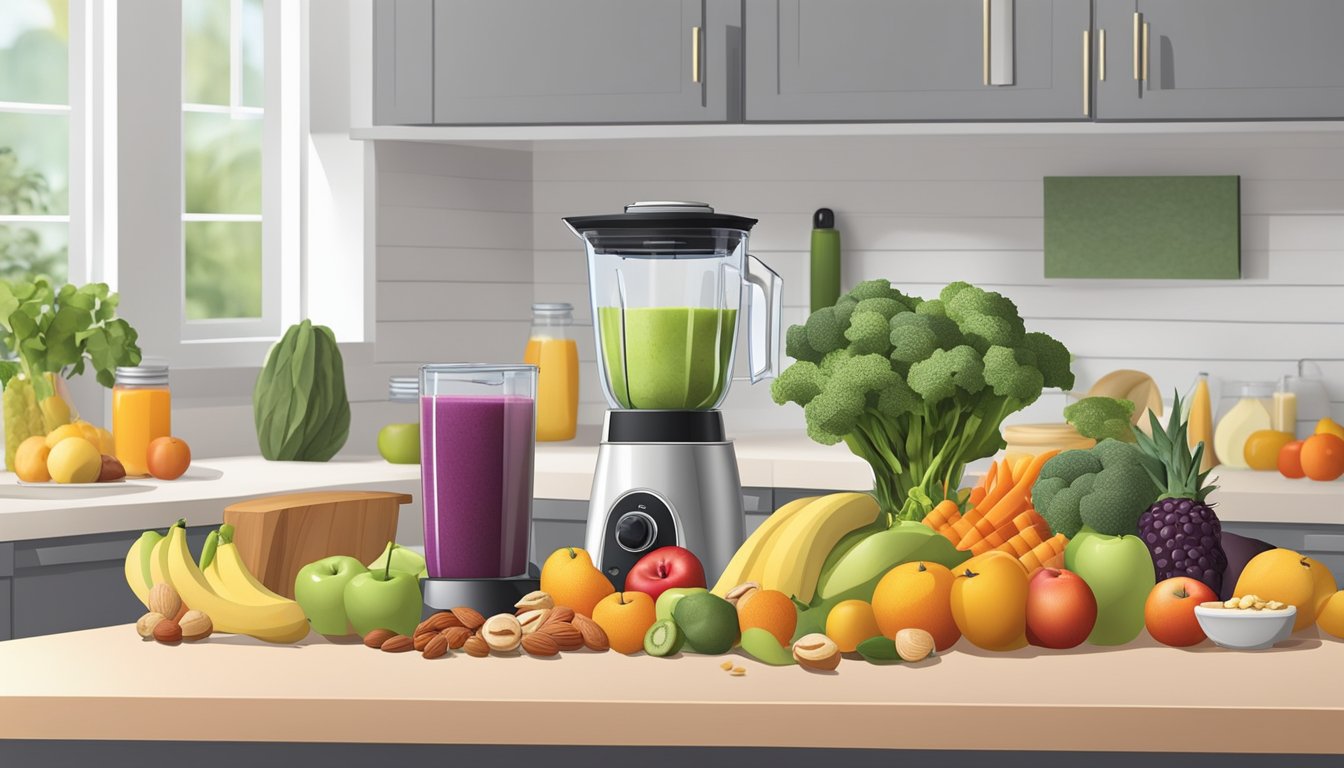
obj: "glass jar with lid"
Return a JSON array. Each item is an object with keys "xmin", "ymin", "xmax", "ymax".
[
  {"xmin": 523, "ymin": 302, "xmax": 579, "ymax": 442},
  {"xmin": 113, "ymin": 365, "xmax": 171, "ymax": 477},
  {"xmin": 377, "ymin": 376, "xmax": 420, "ymax": 464},
  {"xmin": 1213, "ymin": 381, "xmax": 1274, "ymax": 470}
]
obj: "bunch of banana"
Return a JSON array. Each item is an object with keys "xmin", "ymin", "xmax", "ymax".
[
  {"xmin": 711, "ymin": 492, "xmax": 881, "ymax": 604},
  {"xmin": 124, "ymin": 521, "xmax": 310, "ymax": 643}
]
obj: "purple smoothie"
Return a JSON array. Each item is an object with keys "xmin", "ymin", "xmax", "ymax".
[{"xmin": 420, "ymin": 394, "xmax": 535, "ymax": 578}]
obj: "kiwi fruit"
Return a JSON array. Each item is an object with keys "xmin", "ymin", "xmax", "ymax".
[
  {"xmin": 643, "ymin": 619, "xmax": 684, "ymax": 657},
  {"xmin": 672, "ymin": 592, "xmax": 738, "ymax": 655}
]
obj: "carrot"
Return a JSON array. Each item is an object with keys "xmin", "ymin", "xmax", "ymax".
[
  {"xmin": 992, "ymin": 521, "xmax": 1048, "ymax": 558},
  {"xmin": 1011, "ymin": 455, "xmax": 1032, "ymax": 485},
  {"xmin": 960, "ymin": 450, "xmax": 1060, "ymax": 547},
  {"xmin": 1019, "ymin": 533, "xmax": 1068, "ymax": 574},
  {"xmin": 1011, "ymin": 509, "xmax": 1050, "ymax": 539},
  {"xmin": 967, "ymin": 486, "xmax": 987, "ymax": 508},
  {"xmin": 979, "ymin": 461, "xmax": 999, "ymax": 492},
  {"xmin": 1039, "ymin": 549, "xmax": 1065, "ymax": 570},
  {"xmin": 922, "ymin": 499, "xmax": 962, "ymax": 534}
]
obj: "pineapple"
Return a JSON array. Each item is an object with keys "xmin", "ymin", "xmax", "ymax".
[{"xmin": 1134, "ymin": 391, "xmax": 1227, "ymax": 594}]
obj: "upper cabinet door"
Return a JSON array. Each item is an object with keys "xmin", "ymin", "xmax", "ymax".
[
  {"xmin": 745, "ymin": 0, "xmax": 1093, "ymax": 122},
  {"xmin": 431, "ymin": 0, "xmax": 739, "ymax": 125},
  {"xmin": 1096, "ymin": 0, "xmax": 1344, "ymax": 120},
  {"xmin": 374, "ymin": 0, "xmax": 435, "ymax": 125}
]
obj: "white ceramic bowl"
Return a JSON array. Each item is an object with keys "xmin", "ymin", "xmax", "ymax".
[{"xmin": 1194, "ymin": 604, "xmax": 1296, "ymax": 650}]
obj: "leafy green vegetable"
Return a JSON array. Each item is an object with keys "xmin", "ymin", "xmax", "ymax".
[
  {"xmin": 253, "ymin": 319, "xmax": 350, "ymax": 461},
  {"xmin": 0, "ymin": 277, "xmax": 142, "ymax": 397},
  {"xmin": 773, "ymin": 280, "xmax": 1074, "ymax": 521},
  {"xmin": 1064, "ymin": 396, "xmax": 1136, "ymax": 443},
  {"xmin": 1031, "ymin": 439, "xmax": 1161, "ymax": 537}
]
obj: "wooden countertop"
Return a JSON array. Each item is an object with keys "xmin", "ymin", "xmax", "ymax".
[
  {"xmin": 0, "ymin": 431, "xmax": 1340, "ymax": 542},
  {"xmin": 0, "ymin": 625, "xmax": 1340, "ymax": 752}
]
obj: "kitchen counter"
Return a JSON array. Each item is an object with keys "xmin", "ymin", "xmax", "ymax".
[
  {"xmin": 1, "ymin": 432, "xmax": 1342, "ymax": 541},
  {"xmin": 0, "ymin": 625, "xmax": 1340, "ymax": 753}
]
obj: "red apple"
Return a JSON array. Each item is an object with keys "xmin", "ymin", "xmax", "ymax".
[
  {"xmin": 1025, "ymin": 567, "xmax": 1098, "ymax": 649},
  {"xmin": 624, "ymin": 546, "xmax": 706, "ymax": 602},
  {"xmin": 1145, "ymin": 576, "xmax": 1216, "ymax": 647}
]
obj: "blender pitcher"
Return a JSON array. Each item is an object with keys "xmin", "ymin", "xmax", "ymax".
[{"xmin": 563, "ymin": 202, "xmax": 782, "ymax": 588}]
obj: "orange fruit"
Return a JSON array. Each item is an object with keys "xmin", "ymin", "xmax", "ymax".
[
  {"xmin": 950, "ymin": 551, "xmax": 1030, "ymax": 651},
  {"xmin": 591, "ymin": 591, "xmax": 656, "ymax": 654},
  {"xmin": 539, "ymin": 546, "xmax": 615, "ymax": 617},
  {"xmin": 736, "ymin": 589, "xmax": 797, "ymax": 646},
  {"xmin": 1243, "ymin": 430, "xmax": 1295, "ymax": 471},
  {"xmin": 1300, "ymin": 433, "xmax": 1344, "ymax": 481},
  {"xmin": 14, "ymin": 436, "xmax": 52, "ymax": 483},
  {"xmin": 146, "ymin": 436, "xmax": 192, "ymax": 480},
  {"xmin": 824, "ymin": 599, "xmax": 882, "ymax": 653},
  {"xmin": 871, "ymin": 561, "xmax": 961, "ymax": 651},
  {"xmin": 1278, "ymin": 440, "xmax": 1306, "ymax": 479},
  {"xmin": 44, "ymin": 423, "xmax": 85, "ymax": 450}
]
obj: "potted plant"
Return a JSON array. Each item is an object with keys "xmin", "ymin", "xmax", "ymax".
[{"xmin": 0, "ymin": 278, "xmax": 142, "ymax": 470}]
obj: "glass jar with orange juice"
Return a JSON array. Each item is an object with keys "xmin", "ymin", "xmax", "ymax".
[
  {"xmin": 113, "ymin": 365, "xmax": 171, "ymax": 476},
  {"xmin": 524, "ymin": 302, "xmax": 579, "ymax": 441}
]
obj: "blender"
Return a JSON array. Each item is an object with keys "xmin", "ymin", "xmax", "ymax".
[{"xmin": 563, "ymin": 202, "xmax": 782, "ymax": 587}]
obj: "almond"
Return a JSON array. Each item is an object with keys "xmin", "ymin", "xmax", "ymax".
[
  {"xmin": 148, "ymin": 583, "xmax": 182, "ymax": 620},
  {"xmin": 380, "ymin": 634, "xmax": 414, "ymax": 653},
  {"xmin": 463, "ymin": 635, "xmax": 490, "ymax": 657},
  {"xmin": 153, "ymin": 619, "xmax": 182, "ymax": 645},
  {"xmin": 572, "ymin": 613, "xmax": 609, "ymax": 652},
  {"xmin": 427, "ymin": 611, "xmax": 461, "ymax": 631},
  {"xmin": 521, "ymin": 632, "xmax": 560, "ymax": 657},
  {"xmin": 442, "ymin": 626, "xmax": 472, "ymax": 649},
  {"xmin": 544, "ymin": 606, "xmax": 575, "ymax": 626},
  {"xmin": 452, "ymin": 606, "xmax": 485, "ymax": 630},
  {"xmin": 363, "ymin": 628, "xmax": 396, "ymax": 649},
  {"xmin": 421, "ymin": 633, "xmax": 449, "ymax": 659},
  {"xmin": 414, "ymin": 632, "xmax": 435, "ymax": 651},
  {"xmin": 539, "ymin": 622, "xmax": 584, "ymax": 651}
]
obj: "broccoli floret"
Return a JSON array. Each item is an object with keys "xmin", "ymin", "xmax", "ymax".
[
  {"xmin": 1021, "ymin": 331, "xmax": 1075, "ymax": 391},
  {"xmin": 833, "ymin": 295, "xmax": 860, "ymax": 326},
  {"xmin": 907, "ymin": 345, "xmax": 986, "ymax": 404},
  {"xmin": 942, "ymin": 283, "xmax": 1027, "ymax": 352},
  {"xmin": 889, "ymin": 314, "xmax": 941, "ymax": 369},
  {"xmin": 1064, "ymin": 397, "xmax": 1136, "ymax": 443},
  {"xmin": 848, "ymin": 279, "xmax": 897, "ymax": 302},
  {"xmin": 916, "ymin": 298, "xmax": 948, "ymax": 317},
  {"xmin": 854, "ymin": 297, "xmax": 907, "ymax": 320},
  {"xmin": 982, "ymin": 346, "xmax": 1045, "ymax": 402},
  {"xmin": 804, "ymin": 306, "xmax": 846, "ymax": 354},
  {"xmin": 786, "ymin": 324, "xmax": 823, "ymax": 363},
  {"xmin": 1032, "ymin": 440, "xmax": 1160, "ymax": 538},
  {"xmin": 874, "ymin": 377, "xmax": 921, "ymax": 419},
  {"xmin": 771, "ymin": 360, "xmax": 823, "ymax": 407},
  {"xmin": 845, "ymin": 310, "xmax": 893, "ymax": 355}
]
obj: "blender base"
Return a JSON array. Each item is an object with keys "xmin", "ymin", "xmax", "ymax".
[{"xmin": 422, "ymin": 576, "xmax": 541, "ymax": 616}]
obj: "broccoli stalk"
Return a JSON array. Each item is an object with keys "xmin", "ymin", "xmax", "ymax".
[{"xmin": 774, "ymin": 280, "xmax": 1075, "ymax": 523}]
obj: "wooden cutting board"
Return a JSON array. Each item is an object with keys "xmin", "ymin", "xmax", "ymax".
[{"xmin": 223, "ymin": 491, "xmax": 413, "ymax": 599}]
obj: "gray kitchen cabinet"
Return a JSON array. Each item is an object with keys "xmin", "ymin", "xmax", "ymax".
[
  {"xmin": 374, "ymin": 0, "xmax": 435, "ymax": 125},
  {"xmin": 745, "ymin": 0, "xmax": 1094, "ymax": 122},
  {"xmin": 430, "ymin": 0, "xmax": 741, "ymax": 125},
  {"xmin": 1095, "ymin": 0, "xmax": 1344, "ymax": 120}
]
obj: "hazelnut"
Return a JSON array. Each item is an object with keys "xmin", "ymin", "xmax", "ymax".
[
  {"xmin": 136, "ymin": 611, "xmax": 167, "ymax": 639},
  {"xmin": 792, "ymin": 633, "xmax": 840, "ymax": 671},
  {"xmin": 179, "ymin": 610, "xmax": 213, "ymax": 641},
  {"xmin": 153, "ymin": 620, "xmax": 183, "ymax": 645}
]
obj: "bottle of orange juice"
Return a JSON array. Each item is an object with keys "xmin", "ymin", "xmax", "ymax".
[
  {"xmin": 113, "ymin": 365, "xmax": 171, "ymax": 476},
  {"xmin": 524, "ymin": 303, "xmax": 579, "ymax": 441}
]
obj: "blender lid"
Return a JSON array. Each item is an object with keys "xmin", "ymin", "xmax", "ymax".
[{"xmin": 563, "ymin": 201, "xmax": 758, "ymax": 234}]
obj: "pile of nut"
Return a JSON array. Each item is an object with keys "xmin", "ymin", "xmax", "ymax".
[
  {"xmin": 361, "ymin": 591, "xmax": 610, "ymax": 660},
  {"xmin": 1201, "ymin": 594, "xmax": 1290, "ymax": 611},
  {"xmin": 133, "ymin": 583, "xmax": 213, "ymax": 645}
]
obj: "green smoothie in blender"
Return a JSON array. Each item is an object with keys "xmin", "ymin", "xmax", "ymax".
[{"xmin": 597, "ymin": 306, "xmax": 737, "ymax": 410}]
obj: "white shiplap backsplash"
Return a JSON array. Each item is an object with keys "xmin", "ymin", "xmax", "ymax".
[{"xmin": 526, "ymin": 132, "xmax": 1344, "ymax": 434}]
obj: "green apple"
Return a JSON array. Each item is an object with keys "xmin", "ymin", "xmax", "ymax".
[
  {"xmin": 294, "ymin": 556, "xmax": 369, "ymax": 636},
  {"xmin": 368, "ymin": 541, "xmax": 428, "ymax": 580},
  {"xmin": 343, "ymin": 545, "xmax": 423, "ymax": 637},
  {"xmin": 655, "ymin": 587, "xmax": 708, "ymax": 622},
  {"xmin": 377, "ymin": 422, "xmax": 420, "ymax": 464},
  {"xmin": 1065, "ymin": 527, "xmax": 1156, "ymax": 646}
]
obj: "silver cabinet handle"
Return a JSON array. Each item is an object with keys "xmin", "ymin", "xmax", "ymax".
[
  {"xmin": 1142, "ymin": 21, "xmax": 1150, "ymax": 82},
  {"xmin": 1133, "ymin": 12, "xmax": 1142, "ymax": 80},
  {"xmin": 1083, "ymin": 29, "xmax": 1091, "ymax": 117},
  {"xmin": 1099, "ymin": 28, "xmax": 1106, "ymax": 81},
  {"xmin": 692, "ymin": 26, "xmax": 702, "ymax": 83},
  {"xmin": 982, "ymin": 0, "xmax": 991, "ymax": 85}
]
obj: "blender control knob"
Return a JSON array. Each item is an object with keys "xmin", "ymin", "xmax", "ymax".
[{"xmin": 614, "ymin": 511, "xmax": 657, "ymax": 553}]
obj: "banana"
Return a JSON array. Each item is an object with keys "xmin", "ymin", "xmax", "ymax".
[
  {"xmin": 212, "ymin": 540, "xmax": 293, "ymax": 607},
  {"xmin": 710, "ymin": 495, "xmax": 820, "ymax": 596},
  {"xmin": 148, "ymin": 529, "xmax": 173, "ymax": 588},
  {"xmin": 122, "ymin": 530, "xmax": 162, "ymax": 607},
  {"xmin": 759, "ymin": 492, "xmax": 880, "ymax": 604},
  {"xmin": 163, "ymin": 524, "xmax": 309, "ymax": 644}
]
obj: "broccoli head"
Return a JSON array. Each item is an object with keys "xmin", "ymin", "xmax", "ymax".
[
  {"xmin": 1021, "ymin": 331, "xmax": 1075, "ymax": 391},
  {"xmin": 845, "ymin": 310, "xmax": 894, "ymax": 355},
  {"xmin": 1032, "ymin": 439, "xmax": 1160, "ymax": 538},
  {"xmin": 941, "ymin": 283, "xmax": 1026, "ymax": 353},
  {"xmin": 1064, "ymin": 397, "xmax": 1136, "ymax": 443},
  {"xmin": 907, "ymin": 345, "xmax": 986, "ymax": 404},
  {"xmin": 982, "ymin": 345, "xmax": 1045, "ymax": 403}
]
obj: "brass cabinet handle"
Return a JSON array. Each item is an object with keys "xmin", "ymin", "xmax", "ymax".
[
  {"xmin": 1099, "ymin": 28, "xmax": 1106, "ymax": 81},
  {"xmin": 692, "ymin": 26, "xmax": 702, "ymax": 83},
  {"xmin": 982, "ymin": 0, "xmax": 990, "ymax": 86},
  {"xmin": 1083, "ymin": 29, "xmax": 1091, "ymax": 117},
  {"xmin": 1142, "ymin": 21, "xmax": 1150, "ymax": 82},
  {"xmin": 1133, "ymin": 12, "xmax": 1142, "ymax": 80}
]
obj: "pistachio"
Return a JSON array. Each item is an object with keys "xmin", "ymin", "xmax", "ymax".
[
  {"xmin": 1238, "ymin": 595, "xmax": 1257, "ymax": 609},
  {"xmin": 894, "ymin": 628, "xmax": 935, "ymax": 662},
  {"xmin": 178, "ymin": 610, "xmax": 213, "ymax": 641},
  {"xmin": 724, "ymin": 582, "xmax": 761, "ymax": 609},
  {"xmin": 516, "ymin": 609, "xmax": 551, "ymax": 635},
  {"xmin": 792, "ymin": 633, "xmax": 840, "ymax": 671},
  {"xmin": 514, "ymin": 590, "xmax": 555, "ymax": 612},
  {"xmin": 482, "ymin": 613, "xmax": 523, "ymax": 652}
]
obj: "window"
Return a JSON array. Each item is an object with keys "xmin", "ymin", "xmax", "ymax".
[{"xmin": 0, "ymin": 0, "xmax": 71, "ymax": 285}]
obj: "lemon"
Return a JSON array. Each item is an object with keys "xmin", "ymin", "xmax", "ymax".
[
  {"xmin": 44, "ymin": 423, "xmax": 85, "ymax": 450},
  {"xmin": 47, "ymin": 437, "xmax": 102, "ymax": 484},
  {"xmin": 1316, "ymin": 417, "xmax": 1344, "ymax": 442}
]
